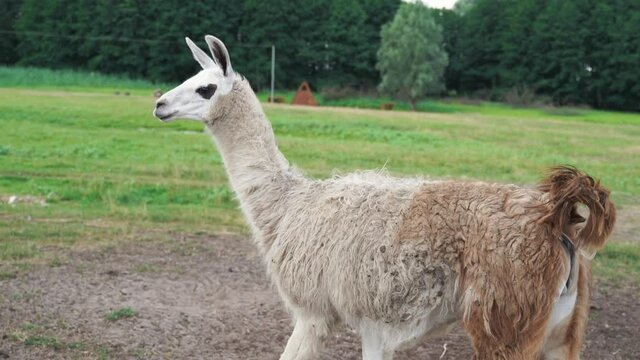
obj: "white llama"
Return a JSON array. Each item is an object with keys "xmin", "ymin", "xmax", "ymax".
[{"xmin": 153, "ymin": 35, "xmax": 615, "ymax": 360}]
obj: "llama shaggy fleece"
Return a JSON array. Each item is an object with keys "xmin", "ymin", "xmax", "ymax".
[
  {"xmin": 194, "ymin": 77, "xmax": 616, "ymax": 359},
  {"xmin": 154, "ymin": 35, "xmax": 625, "ymax": 356}
]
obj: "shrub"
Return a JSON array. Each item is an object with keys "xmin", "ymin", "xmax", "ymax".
[
  {"xmin": 502, "ymin": 86, "xmax": 551, "ymax": 107},
  {"xmin": 320, "ymin": 86, "xmax": 359, "ymax": 101},
  {"xmin": 267, "ymin": 95, "xmax": 286, "ymax": 103}
]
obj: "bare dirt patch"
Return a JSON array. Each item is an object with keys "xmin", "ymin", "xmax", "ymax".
[{"xmin": 1, "ymin": 233, "xmax": 638, "ymax": 359}]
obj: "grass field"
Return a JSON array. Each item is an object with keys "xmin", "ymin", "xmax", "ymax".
[{"xmin": 1, "ymin": 67, "xmax": 639, "ymax": 284}]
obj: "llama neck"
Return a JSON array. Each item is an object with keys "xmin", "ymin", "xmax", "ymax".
[{"xmin": 205, "ymin": 79, "xmax": 302, "ymax": 247}]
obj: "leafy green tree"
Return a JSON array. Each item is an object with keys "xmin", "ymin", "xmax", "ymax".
[{"xmin": 377, "ymin": 2, "xmax": 448, "ymax": 110}]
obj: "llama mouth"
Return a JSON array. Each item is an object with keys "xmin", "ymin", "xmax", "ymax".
[{"xmin": 158, "ymin": 112, "xmax": 178, "ymax": 121}]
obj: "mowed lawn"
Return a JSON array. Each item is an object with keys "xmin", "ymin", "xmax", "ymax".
[{"xmin": 0, "ymin": 84, "xmax": 639, "ymax": 284}]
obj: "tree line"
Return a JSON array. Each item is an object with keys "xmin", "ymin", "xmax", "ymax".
[
  {"xmin": 1, "ymin": 0, "xmax": 638, "ymax": 111},
  {"xmin": 435, "ymin": 0, "xmax": 640, "ymax": 111},
  {"xmin": 0, "ymin": 0, "xmax": 401, "ymax": 91}
]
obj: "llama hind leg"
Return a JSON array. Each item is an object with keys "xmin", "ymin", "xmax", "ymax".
[
  {"xmin": 464, "ymin": 310, "xmax": 549, "ymax": 360},
  {"xmin": 542, "ymin": 260, "xmax": 591, "ymax": 360},
  {"xmin": 279, "ymin": 313, "xmax": 331, "ymax": 360},
  {"xmin": 462, "ymin": 291, "xmax": 552, "ymax": 360},
  {"xmin": 465, "ymin": 329, "xmax": 547, "ymax": 360}
]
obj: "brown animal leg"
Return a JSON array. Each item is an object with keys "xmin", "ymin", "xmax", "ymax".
[
  {"xmin": 464, "ymin": 299, "xmax": 551, "ymax": 360},
  {"xmin": 542, "ymin": 259, "xmax": 591, "ymax": 360}
]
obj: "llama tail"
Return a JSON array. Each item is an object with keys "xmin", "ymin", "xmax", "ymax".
[{"xmin": 538, "ymin": 165, "xmax": 616, "ymax": 252}]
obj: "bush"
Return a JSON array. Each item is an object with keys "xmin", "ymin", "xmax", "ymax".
[
  {"xmin": 503, "ymin": 86, "xmax": 537, "ymax": 106},
  {"xmin": 380, "ymin": 102, "xmax": 395, "ymax": 110},
  {"xmin": 502, "ymin": 86, "xmax": 552, "ymax": 107},
  {"xmin": 267, "ymin": 95, "xmax": 286, "ymax": 103},
  {"xmin": 320, "ymin": 86, "xmax": 360, "ymax": 101},
  {"xmin": 543, "ymin": 107, "xmax": 587, "ymax": 116}
]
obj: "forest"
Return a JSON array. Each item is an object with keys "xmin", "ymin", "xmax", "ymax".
[{"xmin": 1, "ymin": 0, "xmax": 639, "ymax": 111}]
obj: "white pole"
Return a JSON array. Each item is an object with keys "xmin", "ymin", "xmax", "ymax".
[{"xmin": 270, "ymin": 45, "xmax": 275, "ymax": 103}]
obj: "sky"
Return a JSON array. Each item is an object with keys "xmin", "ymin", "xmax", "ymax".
[{"xmin": 420, "ymin": 0, "xmax": 458, "ymax": 9}]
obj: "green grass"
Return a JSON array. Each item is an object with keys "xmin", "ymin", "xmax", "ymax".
[
  {"xmin": 256, "ymin": 89, "xmax": 640, "ymax": 125},
  {"xmin": 105, "ymin": 307, "xmax": 137, "ymax": 321},
  {"xmin": 7, "ymin": 320, "xmax": 106, "ymax": 356},
  {"xmin": 24, "ymin": 335, "xmax": 65, "ymax": 349},
  {"xmin": 133, "ymin": 263, "xmax": 160, "ymax": 273},
  {"xmin": 0, "ymin": 271, "xmax": 17, "ymax": 280},
  {"xmin": 0, "ymin": 66, "xmax": 173, "ymax": 95},
  {"xmin": 256, "ymin": 89, "xmax": 464, "ymax": 113},
  {"xmin": 593, "ymin": 242, "xmax": 640, "ymax": 287},
  {"xmin": 96, "ymin": 345, "xmax": 113, "ymax": 360},
  {"xmin": 0, "ymin": 67, "xmax": 639, "ymax": 285},
  {"xmin": 11, "ymin": 333, "xmax": 90, "ymax": 353},
  {"xmin": 20, "ymin": 322, "xmax": 43, "ymax": 331}
]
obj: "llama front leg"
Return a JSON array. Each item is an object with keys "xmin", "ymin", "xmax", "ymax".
[
  {"xmin": 360, "ymin": 323, "xmax": 395, "ymax": 360},
  {"xmin": 361, "ymin": 335, "xmax": 394, "ymax": 360},
  {"xmin": 279, "ymin": 315, "xmax": 330, "ymax": 360}
]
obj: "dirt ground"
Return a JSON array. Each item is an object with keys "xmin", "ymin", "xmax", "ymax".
[{"xmin": 1, "ymin": 233, "xmax": 638, "ymax": 360}]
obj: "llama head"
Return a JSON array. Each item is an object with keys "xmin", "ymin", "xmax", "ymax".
[{"xmin": 154, "ymin": 35, "xmax": 235, "ymax": 122}]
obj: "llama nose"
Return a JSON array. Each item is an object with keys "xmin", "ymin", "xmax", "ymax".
[{"xmin": 155, "ymin": 100, "xmax": 166, "ymax": 109}]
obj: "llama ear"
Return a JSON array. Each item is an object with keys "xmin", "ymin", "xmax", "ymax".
[
  {"xmin": 185, "ymin": 37, "xmax": 215, "ymax": 70},
  {"xmin": 205, "ymin": 35, "xmax": 233, "ymax": 77}
]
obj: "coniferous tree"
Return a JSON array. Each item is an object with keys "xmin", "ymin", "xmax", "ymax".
[
  {"xmin": 499, "ymin": 0, "xmax": 546, "ymax": 88},
  {"xmin": 0, "ymin": 0, "xmax": 22, "ymax": 65},
  {"xmin": 455, "ymin": 0, "xmax": 507, "ymax": 95},
  {"xmin": 325, "ymin": 0, "xmax": 368, "ymax": 87},
  {"xmin": 433, "ymin": 8, "xmax": 462, "ymax": 93},
  {"xmin": 586, "ymin": 0, "xmax": 640, "ymax": 110},
  {"xmin": 358, "ymin": 0, "xmax": 402, "ymax": 88},
  {"xmin": 16, "ymin": 0, "xmax": 81, "ymax": 67},
  {"xmin": 7, "ymin": 0, "xmax": 640, "ymax": 110}
]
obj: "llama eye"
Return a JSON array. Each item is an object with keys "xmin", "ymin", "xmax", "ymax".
[{"xmin": 196, "ymin": 84, "xmax": 217, "ymax": 99}]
